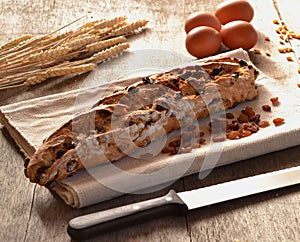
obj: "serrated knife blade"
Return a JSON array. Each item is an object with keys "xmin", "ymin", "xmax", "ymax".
[{"xmin": 68, "ymin": 166, "xmax": 300, "ymax": 240}]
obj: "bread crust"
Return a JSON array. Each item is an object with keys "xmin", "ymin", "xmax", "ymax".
[{"xmin": 25, "ymin": 57, "xmax": 259, "ymax": 186}]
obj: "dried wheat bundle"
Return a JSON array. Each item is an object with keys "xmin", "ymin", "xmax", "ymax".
[{"xmin": 0, "ymin": 16, "xmax": 148, "ymax": 90}]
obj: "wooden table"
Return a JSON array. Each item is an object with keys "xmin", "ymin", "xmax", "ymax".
[{"xmin": 1, "ymin": 0, "xmax": 299, "ymax": 241}]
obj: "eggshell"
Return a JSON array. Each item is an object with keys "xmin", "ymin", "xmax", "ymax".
[
  {"xmin": 185, "ymin": 26, "xmax": 222, "ymax": 58},
  {"xmin": 220, "ymin": 20, "xmax": 258, "ymax": 50},
  {"xmin": 184, "ymin": 12, "xmax": 222, "ymax": 33},
  {"xmin": 215, "ymin": 0, "xmax": 254, "ymax": 25}
]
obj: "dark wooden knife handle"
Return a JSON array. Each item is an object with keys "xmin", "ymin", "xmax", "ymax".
[{"xmin": 67, "ymin": 190, "xmax": 188, "ymax": 240}]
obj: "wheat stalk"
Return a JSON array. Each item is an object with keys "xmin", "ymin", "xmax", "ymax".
[{"xmin": 0, "ymin": 16, "xmax": 148, "ymax": 90}]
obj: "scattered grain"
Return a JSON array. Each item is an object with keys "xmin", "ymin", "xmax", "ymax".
[
  {"xmin": 294, "ymin": 34, "xmax": 300, "ymax": 39},
  {"xmin": 254, "ymin": 49, "xmax": 261, "ymax": 54}
]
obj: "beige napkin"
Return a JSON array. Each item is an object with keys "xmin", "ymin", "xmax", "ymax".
[{"xmin": 1, "ymin": 49, "xmax": 300, "ymax": 208}]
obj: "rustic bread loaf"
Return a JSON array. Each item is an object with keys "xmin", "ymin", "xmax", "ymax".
[{"xmin": 25, "ymin": 57, "xmax": 259, "ymax": 186}]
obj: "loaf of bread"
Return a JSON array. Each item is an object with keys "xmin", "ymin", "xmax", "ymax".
[{"xmin": 25, "ymin": 57, "xmax": 259, "ymax": 187}]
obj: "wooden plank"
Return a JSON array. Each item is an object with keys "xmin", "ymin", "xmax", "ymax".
[{"xmin": 0, "ymin": 127, "xmax": 34, "ymax": 241}]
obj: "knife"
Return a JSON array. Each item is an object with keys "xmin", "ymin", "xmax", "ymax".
[{"xmin": 67, "ymin": 166, "xmax": 300, "ymax": 240}]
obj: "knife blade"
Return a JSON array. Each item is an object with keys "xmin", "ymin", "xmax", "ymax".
[{"xmin": 67, "ymin": 166, "xmax": 300, "ymax": 240}]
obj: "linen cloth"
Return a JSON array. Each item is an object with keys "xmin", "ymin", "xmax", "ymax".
[{"xmin": 1, "ymin": 49, "xmax": 300, "ymax": 208}]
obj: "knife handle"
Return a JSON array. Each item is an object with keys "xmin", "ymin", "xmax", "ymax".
[{"xmin": 67, "ymin": 190, "xmax": 188, "ymax": 240}]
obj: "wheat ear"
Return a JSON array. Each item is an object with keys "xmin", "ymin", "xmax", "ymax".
[
  {"xmin": 25, "ymin": 63, "xmax": 95, "ymax": 86},
  {"xmin": 84, "ymin": 36, "xmax": 126, "ymax": 53},
  {"xmin": 88, "ymin": 42, "xmax": 130, "ymax": 63},
  {"xmin": 94, "ymin": 16, "xmax": 127, "ymax": 30},
  {"xmin": 109, "ymin": 20, "xmax": 148, "ymax": 37},
  {"xmin": 0, "ymin": 35, "xmax": 33, "ymax": 52},
  {"xmin": 29, "ymin": 46, "xmax": 72, "ymax": 62}
]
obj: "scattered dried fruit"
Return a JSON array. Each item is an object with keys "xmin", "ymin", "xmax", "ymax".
[
  {"xmin": 258, "ymin": 120, "xmax": 270, "ymax": 128},
  {"xmin": 270, "ymin": 96, "xmax": 279, "ymax": 105},
  {"xmin": 161, "ymin": 131, "xmax": 206, "ymax": 155},
  {"xmin": 227, "ymin": 130, "xmax": 241, "ymax": 140},
  {"xmin": 244, "ymin": 106, "xmax": 255, "ymax": 116},
  {"xmin": 262, "ymin": 105, "xmax": 271, "ymax": 112},
  {"xmin": 226, "ymin": 112, "xmax": 235, "ymax": 119},
  {"xmin": 237, "ymin": 112, "xmax": 249, "ymax": 123},
  {"xmin": 273, "ymin": 117, "xmax": 285, "ymax": 126},
  {"xmin": 199, "ymin": 138, "xmax": 206, "ymax": 144}
]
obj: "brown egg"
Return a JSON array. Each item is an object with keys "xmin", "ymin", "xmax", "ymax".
[
  {"xmin": 184, "ymin": 12, "xmax": 222, "ymax": 33},
  {"xmin": 215, "ymin": 0, "xmax": 254, "ymax": 25},
  {"xmin": 185, "ymin": 26, "xmax": 222, "ymax": 58},
  {"xmin": 220, "ymin": 20, "xmax": 258, "ymax": 50}
]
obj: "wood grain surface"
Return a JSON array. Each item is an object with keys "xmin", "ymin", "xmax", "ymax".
[{"xmin": 0, "ymin": 0, "xmax": 299, "ymax": 241}]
